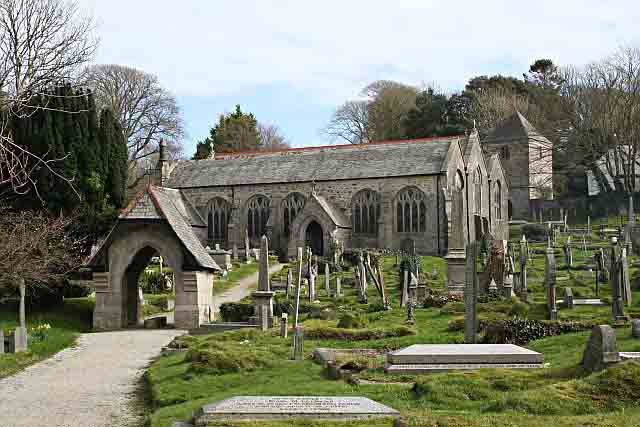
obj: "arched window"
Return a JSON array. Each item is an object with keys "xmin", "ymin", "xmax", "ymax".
[
  {"xmin": 246, "ymin": 195, "xmax": 270, "ymax": 239},
  {"xmin": 282, "ymin": 193, "xmax": 305, "ymax": 236},
  {"xmin": 495, "ymin": 181, "xmax": 502, "ymax": 220},
  {"xmin": 206, "ymin": 198, "xmax": 231, "ymax": 243},
  {"xmin": 351, "ymin": 189, "xmax": 380, "ymax": 235},
  {"xmin": 474, "ymin": 166, "xmax": 482, "ymax": 215},
  {"xmin": 396, "ymin": 187, "xmax": 427, "ymax": 233}
]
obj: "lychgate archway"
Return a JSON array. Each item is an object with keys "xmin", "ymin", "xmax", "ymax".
[{"xmin": 88, "ymin": 186, "xmax": 220, "ymax": 330}]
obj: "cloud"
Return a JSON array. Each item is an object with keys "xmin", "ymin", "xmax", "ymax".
[{"xmin": 78, "ymin": 0, "xmax": 640, "ymax": 105}]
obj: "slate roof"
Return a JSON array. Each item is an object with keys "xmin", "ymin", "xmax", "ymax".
[
  {"xmin": 88, "ymin": 186, "xmax": 219, "ymax": 271},
  {"xmin": 312, "ymin": 193, "xmax": 350, "ymax": 228},
  {"xmin": 484, "ymin": 112, "xmax": 548, "ymax": 144},
  {"xmin": 165, "ymin": 136, "xmax": 462, "ymax": 188}
]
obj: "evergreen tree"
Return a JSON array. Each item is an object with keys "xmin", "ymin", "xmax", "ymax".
[{"xmin": 193, "ymin": 105, "xmax": 262, "ymax": 159}]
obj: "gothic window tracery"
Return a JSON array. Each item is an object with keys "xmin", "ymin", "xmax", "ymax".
[
  {"xmin": 351, "ymin": 189, "xmax": 380, "ymax": 235},
  {"xmin": 282, "ymin": 193, "xmax": 305, "ymax": 236},
  {"xmin": 206, "ymin": 198, "xmax": 231, "ymax": 243},
  {"xmin": 246, "ymin": 195, "xmax": 270, "ymax": 239},
  {"xmin": 396, "ymin": 187, "xmax": 427, "ymax": 233}
]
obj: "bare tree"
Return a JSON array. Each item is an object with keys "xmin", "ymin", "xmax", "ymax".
[
  {"xmin": 81, "ymin": 64, "xmax": 184, "ymax": 188},
  {"xmin": 363, "ymin": 80, "xmax": 417, "ymax": 141},
  {"xmin": 324, "ymin": 100, "xmax": 371, "ymax": 144},
  {"xmin": 258, "ymin": 123, "xmax": 290, "ymax": 151},
  {"xmin": 0, "ymin": 0, "xmax": 96, "ymax": 200},
  {"xmin": 469, "ymin": 86, "xmax": 540, "ymax": 136}
]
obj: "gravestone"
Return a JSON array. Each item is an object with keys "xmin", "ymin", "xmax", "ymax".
[
  {"xmin": 309, "ymin": 273, "xmax": 316, "ymax": 302},
  {"xmin": 610, "ymin": 243, "xmax": 627, "ymax": 320},
  {"xmin": 401, "ymin": 269, "xmax": 409, "ymax": 307},
  {"xmin": 406, "ymin": 301, "xmax": 415, "ymax": 325},
  {"xmin": 545, "ymin": 246, "xmax": 557, "ymax": 321},
  {"xmin": 325, "ymin": 263, "xmax": 330, "ymax": 295},
  {"xmin": 13, "ymin": 327, "xmax": 27, "ymax": 353},
  {"xmin": 250, "ymin": 236, "xmax": 275, "ymax": 328},
  {"xmin": 232, "ymin": 244, "xmax": 238, "ymax": 262},
  {"xmin": 244, "ymin": 229, "xmax": 251, "ymax": 264},
  {"xmin": 335, "ymin": 277, "xmax": 342, "ymax": 297},
  {"xmin": 519, "ymin": 235, "xmax": 528, "ymax": 303},
  {"xmin": 582, "ymin": 325, "xmax": 620, "ymax": 373},
  {"xmin": 280, "ymin": 313, "xmax": 288, "ymax": 338},
  {"xmin": 137, "ymin": 287, "xmax": 145, "ymax": 325},
  {"xmin": 293, "ymin": 326, "xmax": 304, "ymax": 360},
  {"xmin": 564, "ymin": 287, "xmax": 574, "ymax": 309},
  {"xmin": 196, "ymin": 396, "xmax": 400, "ymax": 424},
  {"xmin": 293, "ymin": 247, "xmax": 303, "ymax": 327},
  {"xmin": 286, "ymin": 269, "xmax": 293, "ymax": 299},
  {"xmin": 621, "ymin": 249, "xmax": 632, "ymax": 306},
  {"xmin": 503, "ymin": 247, "xmax": 515, "ymax": 298},
  {"xmin": 0, "ymin": 329, "xmax": 4, "ymax": 354},
  {"xmin": 465, "ymin": 242, "xmax": 479, "ymax": 344},
  {"xmin": 632, "ymin": 319, "xmax": 640, "ymax": 339},
  {"xmin": 563, "ymin": 239, "xmax": 573, "ymax": 269}
]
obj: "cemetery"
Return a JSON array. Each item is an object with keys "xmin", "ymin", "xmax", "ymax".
[{"xmin": 135, "ymin": 217, "xmax": 640, "ymax": 427}]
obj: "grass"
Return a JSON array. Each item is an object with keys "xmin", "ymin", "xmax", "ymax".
[
  {"xmin": 0, "ymin": 297, "xmax": 94, "ymax": 379},
  {"xmin": 213, "ymin": 262, "xmax": 260, "ymax": 296}
]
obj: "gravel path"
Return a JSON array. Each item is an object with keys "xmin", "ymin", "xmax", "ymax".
[
  {"xmin": 211, "ymin": 263, "xmax": 283, "ymax": 320},
  {"xmin": 0, "ymin": 264, "xmax": 283, "ymax": 427},
  {"xmin": 0, "ymin": 329, "xmax": 182, "ymax": 427}
]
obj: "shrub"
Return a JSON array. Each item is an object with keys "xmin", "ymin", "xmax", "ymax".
[
  {"xmin": 423, "ymin": 292, "xmax": 463, "ymax": 308},
  {"xmin": 480, "ymin": 318, "xmax": 595, "ymax": 345},
  {"xmin": 440, "ymin": 301, "xmax": 465, "ymax": 315},
  {"xmin": 477, "ymin": 290, "xmax": 504, "ymax": 304},
  {"xmin": 447, "ymin": 317, "xmax": 465, "ymax": 332},
  {"xmin": 186, "ymin": 341, "xmax": 273, "ymax": 374},
  {"xmin": 508, "ymin": 301, "xmax": 529, "ymax": 317},
  {"xmin": 139, "ymin": 270, "xmax": 171, "ymax": 294},
  {"xmin": 219, "ymin": 302, "xmax": 254, "ymax": 322},
  {"xmin": 337, "ymin": 312, "xmax": 368, "ymax": 329},
  {"xmin": 305, "ymin": 325, "xmax": 414, "ymax": 341},
  {"xmin": 522, "ymin": 223, "xmax": 547, "ymax": 241}
]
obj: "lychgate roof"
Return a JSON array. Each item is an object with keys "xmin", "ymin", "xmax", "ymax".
[{"xmin": 165, "ymin": 136, "xmax": 463, "ymax": 188}]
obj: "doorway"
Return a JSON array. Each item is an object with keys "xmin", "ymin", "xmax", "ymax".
[{"xmin": 305, "ymin": 221, "xmax": 324, "ymax": 255}]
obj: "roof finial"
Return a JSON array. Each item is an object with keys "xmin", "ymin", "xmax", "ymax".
[{"xmin": 311, "ymin": 179, "xmax": 317, "ymax": 196}]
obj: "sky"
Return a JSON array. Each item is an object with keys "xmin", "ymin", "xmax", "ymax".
[{"xmin": 78, "ymin": 0, "xmax": 640, "ymax": 157}]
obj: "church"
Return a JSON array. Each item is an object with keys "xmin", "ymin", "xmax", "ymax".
[
  {"xmin": 159, "ymin": 128, "xmax": 510, "ymax": 259},
  {"xmin": 88, "ymin": 128, "xmax": 510, "ymax": 330}
]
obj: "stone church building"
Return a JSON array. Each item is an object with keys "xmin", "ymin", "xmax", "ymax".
[
  {"xmin": 162, "ymin": 128, "xmax": 509, "ymax": 258},
  {"xmin": 87, "ymin": 128, "xmax": 509, "ymax": 330}
]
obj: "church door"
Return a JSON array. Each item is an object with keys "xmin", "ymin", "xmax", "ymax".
[{"xmin": 305, "ymin": 221, "xmax": 324, "ymax": 255}]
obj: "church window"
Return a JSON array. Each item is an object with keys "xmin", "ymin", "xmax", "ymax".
[
  {"xmin": 282, "ymin": 193, "xmax": 305, "ymax": 236},
  {"xmin": 352, "ymin": 189, "xmax": 380, "ymax": 235},
  {"xmin": 246, "ymin": 195, "xmax": 270, "ymax": 239},
  {"xmin": 206, "ymin": 198, "xmax": 231, "ymax": 243},
  {"xmin": 396, "ymin": 187, "xmax": 427, "ymax": 233}
]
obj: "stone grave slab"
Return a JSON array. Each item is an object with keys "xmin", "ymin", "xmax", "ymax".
[
  {"xmin": 385, "ymin": 344, "xmax": 543, "ymax": 373},
  {"xmin": 619, "ymin": 352, "xmax": 640, "ymax": 361},
  {"xmin": 195, "ymin": 396, "xmax": 399, "ymax": 424}
]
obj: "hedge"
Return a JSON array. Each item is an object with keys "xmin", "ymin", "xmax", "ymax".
[
  {"xmin": 480, "ymin": 318, "xmax": 596, "ymax": 345},
  {"xmin": 219, "ymin": 302, "xmax": 254, "ymax": 322}
]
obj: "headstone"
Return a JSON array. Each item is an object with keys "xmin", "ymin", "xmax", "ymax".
[
  {"xmin": 406, "ymin": 301, "xmax": 415, "ymax": 325},
  {"xmin": 309, "ymin": 273, "xmax": 316, "ymax": 302},
  {"xmin": 196, "ymin": 396, "xmax": 400, "ymax": 424},
  {"xmin": 286, "ymin": 269, "xmax": 293, "ymax": 299},
  {"xmin": 324, "ymin": 263, "xmax": 330, "ymax": 295},
  {"xmin": 0, "ymin": 329, "xmax": 4, "ymax": 354},
  {"xmin": 335, "ymin": 277, "xmax": 341, "ymax": 297},
  {"xmin": 545, "ymin": 246, "xmax": 557, "ymax": 320},
  {"xmin": 465, "ymin": 242, "xmax": 479, "ymax": 344},
  {"xmin": 401, "ymin": 269, "xmax": 409, "ymax": 307},
  {"xmin": 408, "ymin": 273, "xmax": 418, "ymax": 305},
  {"xmin": 244, "ymin": 229, "xmax": 251, "ymax": 264},
  {"xmin": 563, "ymin": 239, "xmax": 573, "ymax": 269},
  {"xmin": 232, "ymin": 244, "xmax": 239, "ymax": 261},
  {"xmin": 326, "ymin": 361, "xmax": 339, "ymax": 380},
  {"xmin": 215, "ymin": 243, "xmax": 221, "ymax": 251},
  {"xmin": 610, "ymin": 243, "xmax": 626, "ymax": 320},
  {"xmin": 564, "ymin": 287, "xmax": 574, "ymax": 309},
  {"xmin": 293, "ymin": 326, "xmax": 304, "ymax": 360},
  {"xmin": 293, "ymin": 247, "xmax": 303, "ymax": 327},
  {"xmin": 519, "ymin": 235, "xmax": 528, "ymax": 303},
  {"xmin": 582, "ymin": 325, "xmax": 620, "ymax": 373},
  {"xmin": 280, "ymin": 313, "xmax": 288, "ymax": 338},
  {"xmin": 621, "ymin": 249, "xmax": 632, "ymax": 306},
  {"xmin": 631, "ymin": 319, "xmax": 640, "ymax": 338}
]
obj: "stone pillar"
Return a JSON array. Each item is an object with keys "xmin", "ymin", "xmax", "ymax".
[
  {"xmin": 280, "ymin": 313, "xmax": 288, "ymax": 338},
  {"xmin": 610, "ymin": 241, "xmax": 626, "ymax": 321},
  {"xmin": 176, "ymin": 271, "xmax": 214, "ymax": 329},
  {"xmin": 401, "ymin": 270, "xmax": 409, "ymax": 307},
  {"xmin": 251, "ymin": 236, "xmax": 275, "ymax": 328},
  {"xmin": 286, "ymin": 269, "xmax": 293, "ymax": 300},
  {"xmin": 335, "ymin": 277, "xmax": 341, "ymax": 297},
  {"xmin": 308, "ymin": 274, "xmax": 316, "ymax": 302},
  {"xmin": 92, "ymin": 272, "xmax": 122, "ymax": 330},
  {"xmin": 519, "ymin": 235, "xmax": 528, "ymax": 303},
  {"xmin": 0, "ymin": 329, "xmax": 4, "ymax": 354},
  {"xmin": 137, "ymin": 287, "xmax": 145, "ymax": 326},
  {"xmin": 232, "ymin": 244, "xmax": 239, "ymax": 262},
  {"xmin": 622, "ymin": 249, "xmax": 632, "ymax": 306},
  {"xmin": 261, "ymin": 306, "xmax": 269, "ymax": 332},
  {"xmin": 244, "ymin": 229, "xmax": 251, "ymax": 264},
  {"xmin": 293, "ymin": 247, "xmax": 303, "ymax": 327},
  {"xmin": 465, "ymin": 242, "xmax": 479, "ymax": 344},
  {"xmin": 545, "ymin": 246, "xmax": 557, "ymax": 321}
]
